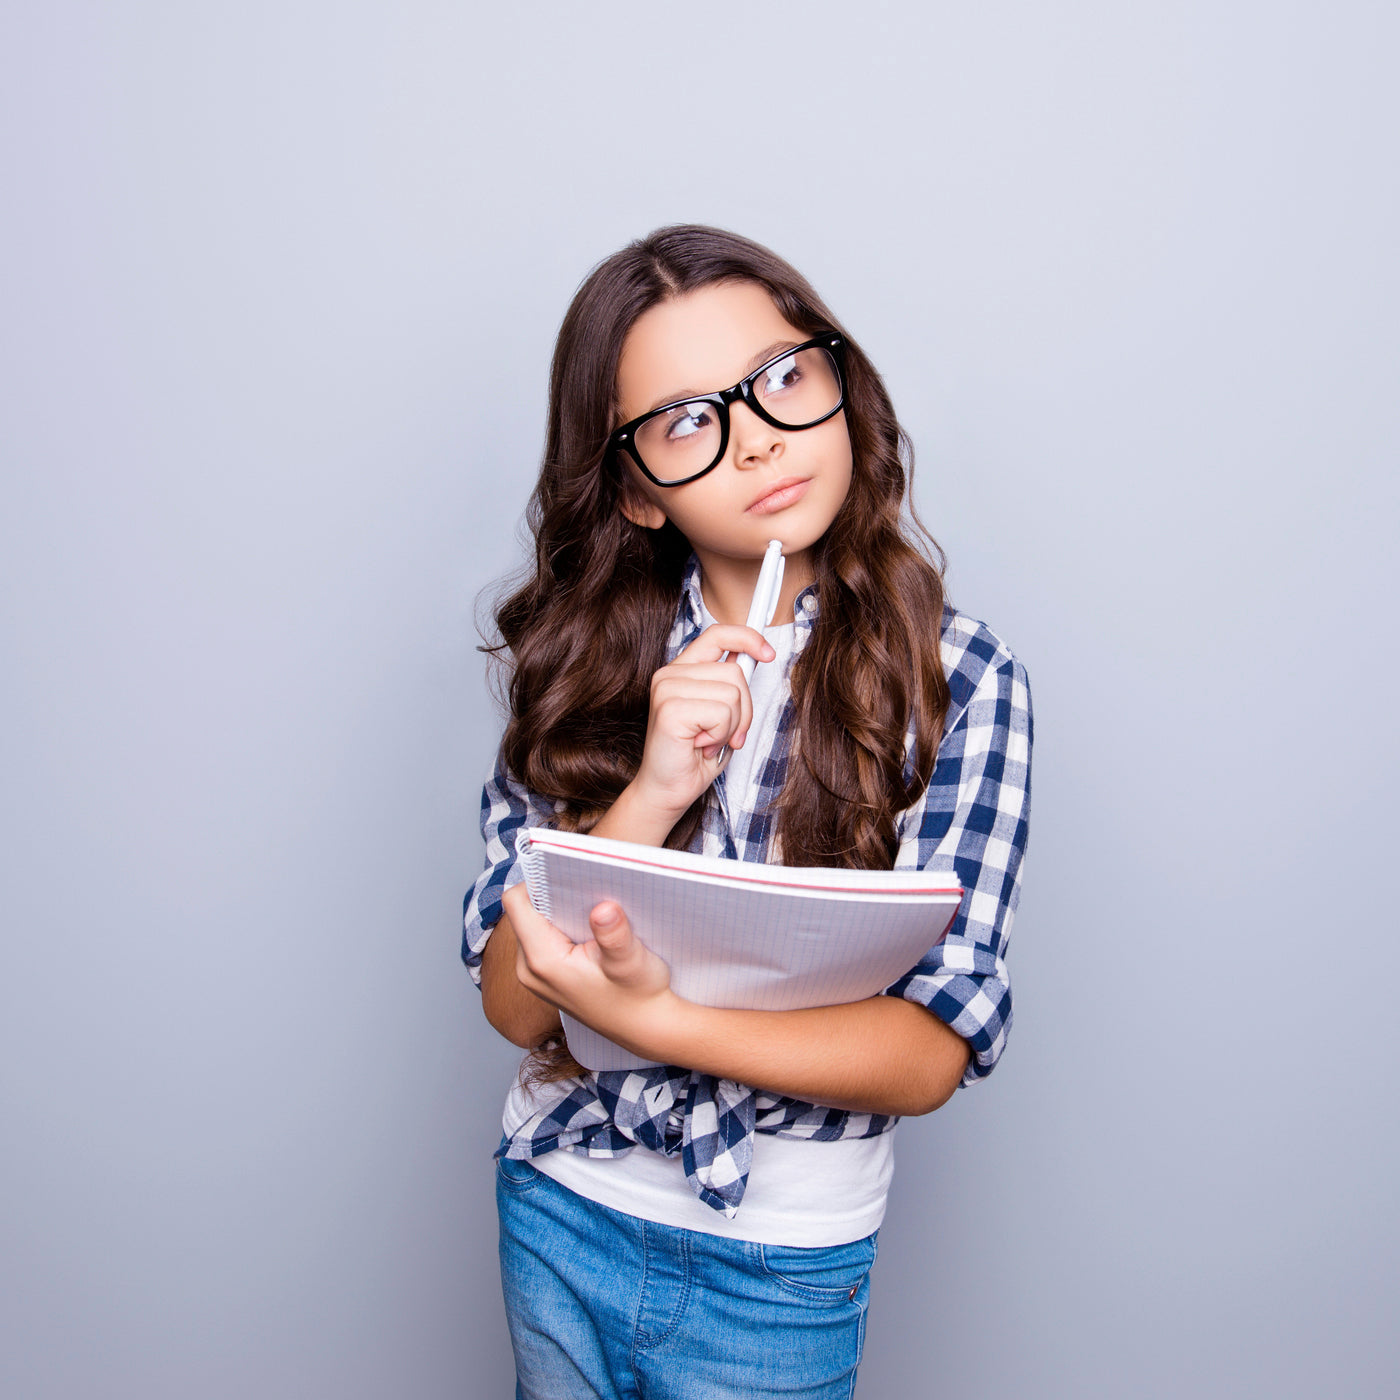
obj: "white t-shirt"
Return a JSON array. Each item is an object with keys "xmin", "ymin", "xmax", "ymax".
[
  {"xmin": 721, "ymin": 609, "xmax": 799, "ymax": 824},
  {"xmin": 507, "ymin": 1074, "xmax": 896, "ymax": 1247}
]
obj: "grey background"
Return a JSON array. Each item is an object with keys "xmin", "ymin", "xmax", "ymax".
[{"xmin": 2, "ymin": 2, "xmax": 1396, "ymax": 1397}]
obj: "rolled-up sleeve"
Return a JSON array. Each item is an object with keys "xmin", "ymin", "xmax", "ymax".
[
  {"xmin": 461, "ymin": 754, "xmax": 560, "ymax": 987},
  {"xmin": 885, "ymin": 645, "xmax": 1033, "ymax": 1086}
]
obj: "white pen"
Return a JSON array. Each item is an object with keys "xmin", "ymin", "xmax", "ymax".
[{"xmin": 714, "ymin": 539, "xmax": 785, "ymax": 768}]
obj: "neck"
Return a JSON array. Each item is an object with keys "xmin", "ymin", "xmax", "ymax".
[{"xmin": 695, "ymin": 545, "xmax": 814, "ymax": 627}]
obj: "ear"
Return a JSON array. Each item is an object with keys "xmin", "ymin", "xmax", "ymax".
[
  {"xmin": 617, "ymin": 475, "xmax": 669, "ymax": 531},
  {"xmin": 619, "ymin": 495, "xmax": 668, "ymax": 531}
]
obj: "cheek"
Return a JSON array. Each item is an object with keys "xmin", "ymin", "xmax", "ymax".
[
  {"xmin": 817, "ymin": 416, "xmax": 855, "ymax": 492},
  {"xmin": 630, "ymin": 470, "xmax": 728, "ymax": 539},
  {"xmin": 811, "ymin": 411, "xmax": 853, "ymax": 465}
]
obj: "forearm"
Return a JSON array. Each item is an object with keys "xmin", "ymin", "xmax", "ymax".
[
  {"xmin": 480, "ymin": 911, "xmax": 563, "ymax": 1048},
  {"xmin": 588, "ymin": 781, "xmax": 685, "ymax": 847},
  {"xmin": 620, "ymin": 992, "xmax": 970, "ymax": 1117}
]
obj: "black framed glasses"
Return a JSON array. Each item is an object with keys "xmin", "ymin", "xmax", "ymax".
[{"xmin": 610, "ymin": 333, "xmax": 846, "ymax": 487}]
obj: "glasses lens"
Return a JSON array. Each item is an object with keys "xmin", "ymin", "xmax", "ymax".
[
  {"xmin": 751, "ymin": 347, "xmax": 842, "ymax": 428},
  {"xmin": 633, "ymin": 399, "xmax": 723, "ymax": 485}
]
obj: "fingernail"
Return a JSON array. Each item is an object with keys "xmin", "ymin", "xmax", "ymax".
[
  {"xmin": 593, "ymin": 903, "xmax": 620, "ymax": 929},
  {"xmin": 763, "ymin": 643, "xmax": 775, "ymax": 659}
]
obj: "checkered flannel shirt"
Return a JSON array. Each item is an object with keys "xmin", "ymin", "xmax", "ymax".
[{"xmin": 462, "ymin": 556, "xmax": 1032, "ymax": 1216}]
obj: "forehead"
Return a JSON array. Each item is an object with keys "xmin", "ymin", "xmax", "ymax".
[{"xmin": 615, "ymin": 281, "xmax": 806, "ymax": 417}]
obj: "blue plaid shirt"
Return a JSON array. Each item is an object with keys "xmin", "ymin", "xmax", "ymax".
[{"xmin": 463, "ymin": 557, "xmax": 1032, "ymax": 1216}]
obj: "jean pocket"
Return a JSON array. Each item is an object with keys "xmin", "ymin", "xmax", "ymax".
[
  {"xmin": 758, "ymin": 1232, "xmax": 879, "ymax": 1300},
  {"xmin": 495, "ymin": 1155, "xmax": 543, "ymax": 1191}
]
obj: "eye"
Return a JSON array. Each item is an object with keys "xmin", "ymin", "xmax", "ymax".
[
  {"xmin": 663, "ymin": 403, "xmax": 713, "ymax": 442},
  {"xmin": 759, "ymin": 355, "xmax": 802, "ymax": 396}
]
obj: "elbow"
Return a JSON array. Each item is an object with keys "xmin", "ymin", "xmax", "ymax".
[
  {"xmin": 899, "ymin": 1020, "xmax": 971, "ymax": 1116},
  {"xmin": 855, "ymin": 1074, "xmax": 957, "ymax": 1119},
  {"xmin": 904, "ymin": 1074, "xmax": 961, "ymax": 1117},
  {"xmin": 481, "ymin": 984, "xmax": 549, "ymax": 1049},
  {"xmin": 503, "ymin": 1022, "xmax": 550, "ymax": 1051},
  {"xmin": 478, "ymin": 913, "xmax": 562, "ymax": 1049},
  {"xmin": 480, "ymin": 961, "xmax": 561, "ymax": 1049},
  {"xmin": 483, "ymin": 1003, "xmax": 535, "ymax": 1050}
]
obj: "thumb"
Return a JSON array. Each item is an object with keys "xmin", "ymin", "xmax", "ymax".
[
  {"xmin": 589, "ymin": 901, "xmax": 630, "ymax": 955},
  {"xmin": 589, "ymin": 902, "xmax": 651, "ymax": 981},
  {"xmin": 587, "ymin": 901, "xmax": 670, "ymax": 996}
]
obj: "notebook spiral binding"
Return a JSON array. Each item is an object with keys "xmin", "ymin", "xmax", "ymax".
[{"xmin": 518, "ymin": 834, "xmax": 553, "ymax": 922}]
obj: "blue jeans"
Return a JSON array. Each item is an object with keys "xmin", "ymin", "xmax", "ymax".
[{"xmin": 496, "ymin": 1157, "xmax": 878, "ymax": 1399}]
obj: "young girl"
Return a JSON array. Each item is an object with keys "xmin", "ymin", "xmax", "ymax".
[{"xmin": 463, "ymin": 225, "xmax": 1032, "ymax": 1399}]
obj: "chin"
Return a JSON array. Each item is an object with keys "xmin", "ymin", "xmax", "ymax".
[{"xmin": 757, "ymin": 512, "xmax": 837, "ymax": 557}]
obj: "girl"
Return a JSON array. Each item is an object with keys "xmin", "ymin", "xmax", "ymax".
[{"xmin": 463, "ymin": 226, "xmax": 1032, "ymax": 1399}]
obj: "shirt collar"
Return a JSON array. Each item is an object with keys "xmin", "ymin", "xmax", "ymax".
[
  {"xmin": 678, "ymin": 552, "xmax": 820, "ymax": 636},
  {"xmin": 679, "ymin": 554, "xmax": 707, "ymax": 633}
]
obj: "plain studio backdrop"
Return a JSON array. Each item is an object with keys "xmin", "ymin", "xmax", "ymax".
[{"xmin": 2, "ymin": 3, "xmax": 1396, "ymax": 1397}]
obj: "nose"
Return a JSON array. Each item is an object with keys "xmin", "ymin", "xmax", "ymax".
[{"xmin": 728, "ymin": 400, "xmax": 784, "ymax": 470}]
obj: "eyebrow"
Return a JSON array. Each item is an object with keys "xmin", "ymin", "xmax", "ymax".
[{"xmin": 642, "ymin": 339, "xmax": 802, "ymax": 415}]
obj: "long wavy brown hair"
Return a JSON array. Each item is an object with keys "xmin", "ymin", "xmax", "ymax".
[{"xmin": 485, "ymin": 226, "xmax": 951, "ymax": 1067}]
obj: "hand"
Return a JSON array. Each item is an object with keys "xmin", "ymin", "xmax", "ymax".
[
  {"xmin": 631, "ymin": 624, "xmax": 775, "ymax": 820},
  {"xmin": 502, "ymin": 883, "xmax": 678, "ymax": 1059}
]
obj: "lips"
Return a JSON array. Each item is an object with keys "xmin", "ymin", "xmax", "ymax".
[{"xmin": 746, "ymin": 476, "xmax": 812, "ymax": 514}]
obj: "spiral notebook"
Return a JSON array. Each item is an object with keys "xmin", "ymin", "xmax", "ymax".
[{"xmin": 517, "ymin": 826, "xmax": 964, "ymax": 1071}]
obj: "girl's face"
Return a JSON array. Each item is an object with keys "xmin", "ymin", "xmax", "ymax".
[{"xmin": 614, "ymin": 281, "xmax": 854, "ymax": 578}]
